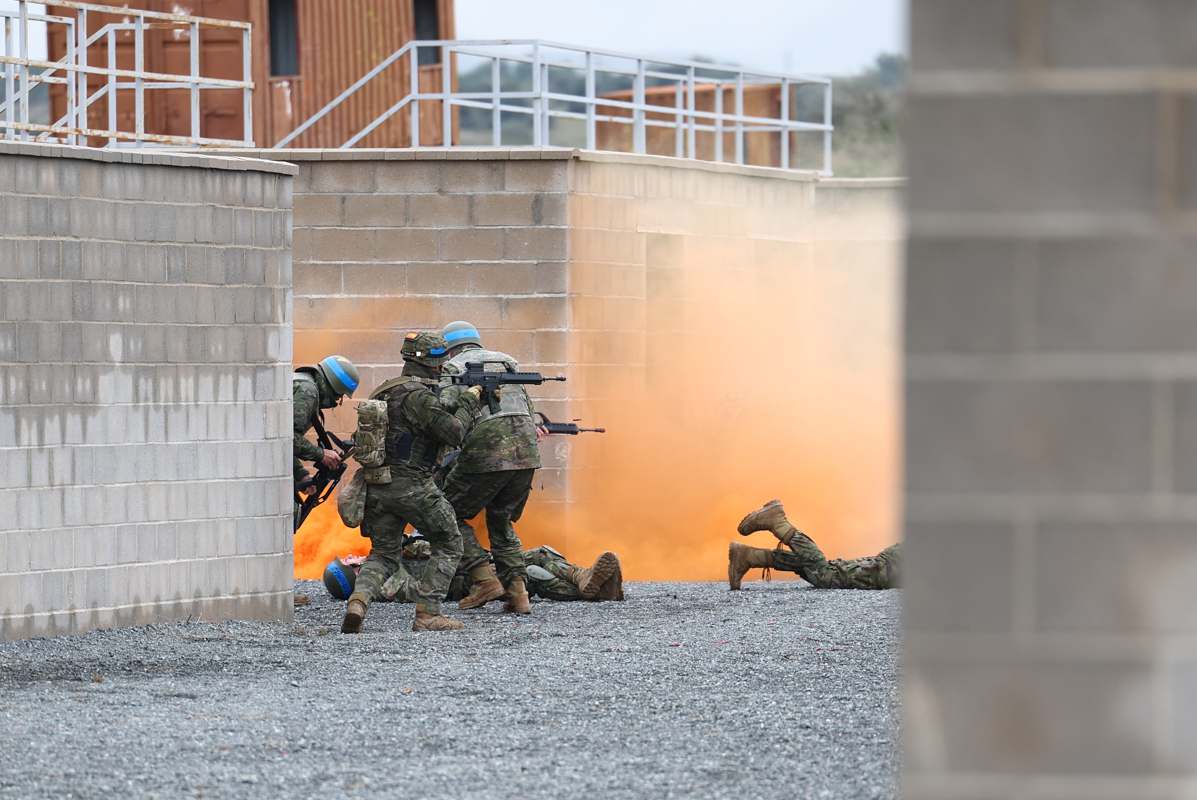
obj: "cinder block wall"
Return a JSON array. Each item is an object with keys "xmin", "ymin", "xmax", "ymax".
[
  {"xmin": 0, "ymin": 143, "xmax": 296, "ymax": 640},
  {"xmin": 904, "ymin": 1, "xmax": 1197, "ymax": 793}
]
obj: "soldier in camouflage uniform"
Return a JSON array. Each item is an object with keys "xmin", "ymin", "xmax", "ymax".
[
  {"xmin": 341, "ymin": 332, "xmax": 483, "ymax": 634},
  {"xmin": 729, "ymin": 499, "xmax": 901, "ymax": 590},
  {"xmin": 293, "ymin": 355, "xmax": 359, "ymax": 500},
  {"xmin": 435, "ymin": 320, "xmax": 544, "ymax": 615},
  {"xmin": 378, "ymin": 545, "xmax": 625, "ymax": 604}
]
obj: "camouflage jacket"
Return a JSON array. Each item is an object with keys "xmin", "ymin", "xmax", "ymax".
[
  {"xmin": 293, "ymin": 372, "xmax": 325, "ymax": 478},
  {"xmin": 440, "ymin": 348, "xmax": 542, "ymax": 473},
  {"xmin": 374, "ymin": 378, "xmax": 480, "ymax": 479}
]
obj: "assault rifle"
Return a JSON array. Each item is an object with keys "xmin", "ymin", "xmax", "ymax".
[
  {"xmin": 449, "ymin": 360, "xmax": 566, "ymax": 414},
  {"xmin": 535, "ymin": 411, "xmax": 606, "ymax": 435},
  {"xmin": 294, "ymin": 426, "xmax": 354, "ymax": 533}
]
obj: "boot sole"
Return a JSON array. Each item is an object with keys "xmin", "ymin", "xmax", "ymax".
[
  {"xmin": 736, "ymin": 500, "xmax": 785, "ymax": 536},
  {"xmin": 580, "ymin": 552, "xmax": 620, "ymax": 599},
  {"xmin": 341, "ymin": 610, "xmax": 364, "ymax": 634},
  {"xmin": 457, "ymin": 582, "xmax": 507, "ymax": 610}
]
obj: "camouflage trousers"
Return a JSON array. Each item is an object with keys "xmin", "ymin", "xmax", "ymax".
[
  {"xmin": 355, "ymin": 475, "xmax": 462, "ymax": 614},
  {"xmin": 441, "ymin": 466, "xmax": 535, "ymax": 586},
  {"xmin": 382, "ymin": 546, "xmax": 582, "ymax": 603},
  {"xmin": 773, "ymin": 536, "xmax": 901, "ymax": 590}
]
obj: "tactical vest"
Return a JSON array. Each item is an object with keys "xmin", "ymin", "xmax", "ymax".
[
  {"xmin": 442, "ymin": 347, "xmax": 535, "ymax": 423},
  {"xmin": 371, "ymin": 379, "xmax": 440, "ymax": 469}
]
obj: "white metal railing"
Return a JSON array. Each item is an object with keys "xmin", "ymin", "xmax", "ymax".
[
  {"xmin": 277, "ymin": 39, "xmax": 833, "ymax": 175},
  {"xmin": 0, "ymin": 0, "xmax": 252, "ymax": 147}
]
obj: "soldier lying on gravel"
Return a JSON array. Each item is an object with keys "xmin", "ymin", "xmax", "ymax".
[
  {"xmin": 728, "ymin": 499, "xmax": 900, "ymax": 590},
  {"xmin": 324, "ymin": 542, "xmax": 624, "ymax": 604}
]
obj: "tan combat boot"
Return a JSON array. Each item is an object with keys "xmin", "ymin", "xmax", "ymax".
[
  {"xmin": 575, "ymin": 551, "xmax": 621, "ymax": 600},
  {"xmin": 595, "ymin": 554, "xmax": 625, "ymax": 601},
  {"xmin": 728, "ymin": 542, "xmax": 776, "ymax": 590},
  {"xmin": 503, "ymin": 578, "xmax": 532, "ymax": 614},
  {"xmin": 737, "ymin": 499, "xmax": 793, "ymax": 542},
  {"xmin": 340, "ymin": 592, "xmax": 369, "ymax": 634},
  {"xmin": 412, "ymin": 604, "xmax": 465, "ymax": 632},
  {"xmin": 458, "ymin": 563, "xmax": 506, "ymax": 610}
]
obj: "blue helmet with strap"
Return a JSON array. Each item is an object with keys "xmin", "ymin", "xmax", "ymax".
[
  {"xmin": 317, "ymin": 355, "xmax": 359, "ymax": 397},
  {"xmin": 441, "ymin": 320, "xmax": 482, "ymax": 350}
]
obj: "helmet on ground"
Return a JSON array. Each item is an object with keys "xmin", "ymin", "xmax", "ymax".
[
  {"xmin": 323, "ymin": 558, "xmax": 358, "ymax": 600},
  {"xmin": 401, "ymin": 331, "xmax": 448, "ymax": 368},
  {"xmin": 316, "ymin": 355, "xmax": 360, "ymax": 398},
  {"xmin": 441, "ymin": 320, "xmax": 482, "ymax": 350}
]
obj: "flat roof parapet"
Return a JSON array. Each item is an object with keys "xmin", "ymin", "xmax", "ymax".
[{"xmin": 0, "ymin": 141, "xmax": 298, "ymax": 176}]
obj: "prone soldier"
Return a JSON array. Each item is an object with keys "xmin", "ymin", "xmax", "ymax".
[
  {"xmin": 341, "ymin": 332, "xmax": 482, "ymax": 634},
  {"xmin": 729, "ymin": 499, "xmax": 901, "ymax": 590}
]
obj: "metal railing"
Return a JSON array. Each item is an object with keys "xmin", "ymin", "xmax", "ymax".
[
  {"xmin": 0, "ymin": 0, "xmax": 252, "ymax": 147},
  {"xmin": 277, "ymin": 39, "xmax": 833, "ymax": 174}
]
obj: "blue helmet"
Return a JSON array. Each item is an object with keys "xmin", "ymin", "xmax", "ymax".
[
  {"xmin": 316, "ymin": 355, "xmax": 359, "ymax": 397},
  {"xmin": 441, "ymin": 320, "xmax": 482, "ymax": 350}
]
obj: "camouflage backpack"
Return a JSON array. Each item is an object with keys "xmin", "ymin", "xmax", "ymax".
[{"xmin": 354, "ymin": 399, "xmax": 391, "ymax": 484}]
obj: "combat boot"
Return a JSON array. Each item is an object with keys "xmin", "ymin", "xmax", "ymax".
[
  {"xmin": 728, "ymin": 542, "xmax": 776, "ymax": 590},
  {"xmin": 458, "ymin": 563, "xmax": 506, "ymax": 610},
  {"xmin": 412, "ymin": 605, "xmax": 465, "ymax": 632},
  {"xmin": 595, "ymin": 555, "xmax": 625, "ymax": 601},
  {"xmin": 503, "ymin": 578, "xmax": 532, "ymax": 614},
  {"xmin": 575, "ymin": 551, "xmax": 621, "ymax": 600},
  {"xmin": 737, "ymin": 499, "xmax": 793, "ymax": 542},
  {"xmin": 340, "ymin": 593, "xmax": 369, "ymax": 634}
]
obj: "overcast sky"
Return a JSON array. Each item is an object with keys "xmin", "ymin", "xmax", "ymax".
[{"xmin": 456, "ymin": 0, "xmax": 907, "ymax": 76}]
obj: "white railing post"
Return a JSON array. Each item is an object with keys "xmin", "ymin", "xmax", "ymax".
[
  {"xmin": 531, "ymin": 42, "xmax": 542, "ymax": 146},
  {"xmin": 441, "ymin": 43, "xmax": 451, "ymax": 146},
  {"xmin": 779, "ymin": 77, "xmax": 789, "ymax": 171},
  {"xmin": 714, "ymin": 79, "xmax": 723, "ymax": 162},
  {"xmin": 75, "ymin": 11, "xmax": 87, "ymax": 145},
  {"xmin": 3, "ymin": 17, "xmax": 13, "ymax": 140},
  {"xmin": 18, "ymin": 0, "xmax": 29, "ymax": 138},
  {"xmin": 633, "ymin": 58, "xmax": 645, "ymax": 154},
  {"xmin": 822, "ymin": 81, "xmax": 833, "ymax": 175},
  {"xmin": 673, "ymin": 82, "xmax": 683, "ymax": 157},
  {"xmin": 490, "ymin": 55, "xmax": 500, "ymax": 146},
  {"xmin": 106, "ymin": 28, "xmax": 115, "ymax": 147},
  {"xmin": 584, "ymin": 49, "xmax": 595, "ymax": 150},
  {"xmin": 242, "ymin": 26, "xmax": 252, "ymax": 145},
  {"xmin": 190, "ymin": 21, "xmax": 200, "ymax": 142},
  {"xmin": 134, "ymin": 14, "xmax": 144, "ymax": 146},
  {"xmin": 409, "ymin": 45, "xmax": 420, "ymax": 147},
  {"xmin": 686, "ymin": 66, "xmax": 695, "ymax": 159},
  {"xmin": 734, "ymin": 71, "xmax": 744, "ymax": 165},
  {"xmin": 540, "ymin": 61, "xmax": 549, "ymax": 145}
]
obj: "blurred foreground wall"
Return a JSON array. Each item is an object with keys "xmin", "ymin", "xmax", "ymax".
[
  {"xmin": 0, "ymin": 143, "xmax": 296, "ymax": 640},
  {"xmin": 904, "ymin": 1, "xmax": 1197, "ymax": 793}
]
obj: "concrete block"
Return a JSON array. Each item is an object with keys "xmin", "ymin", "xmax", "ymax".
[
  {"xmin": 341, "ymin": 263, "xmax": 407, "ymax": 295},
  {"xmin": 465, "ymin": 262, "xmax": 537, "ymax": 295},
  {"xmin": 440, "ymin": 162, "xmax": 504, "ymax": 193},
  {"xmin": 503, "ymin": 228, "xmax": 568, "ymax": 261},
  {"xmin": 910, "ymin": 0, "xmax": 1021, "ymax": 70},
  {"xmin": 905, "ymin": 379, "xmax": 1154, "ymax": 493},
  {"xmin": 1170, "ymin": 381, "xmax": 1197, "ymax": 493},
  {"xmin": 294, "ymin": 263, "xmax": 343, "ymax": 295},
  {"xmin": 409, "ymin": 194, "xmax": 470, "ymax": 227},
  {"xmin": 905, "ymin": 519, "xmax": 1017, "ymax": 634},
  {"xmin": 407, "ymin": 263, "xmax": 470, "ymax": 294},
  {"xmin": 374, "ymin": 161, "xmax": 441, "ymax": 193},
  {"xmin": 907, "ymin": 93, "xmax": 1157, "ymax": 215},
  {"xmin": 342, "ymin": 194, "xmax": 407, "ymax": 227},
  {"xmin": 308, "ymin": 162, "xmax": 377, "ymax": 193},
  {"xmin": 372, "ymin": 228, "xmax": 438, "ymax": 261},
  {"xmin": 905, "ymin": 654, "xmax": 1155, "ymax": 774},
  {"xmin": 1034, "ymin": 237, "xmax": 1197, "ymax": 351},
  {"xmin": 504, "ymin": 161, "xmax": 568, "ymax": 192},
  {"xmin": 503, "ymin": 296, "xmax": 569, "ymax": 329},
  {"xmin": 438, "ymin": 228, "xmax": 505, "ymax": 261},
  {"xmin": 1035, "ymin": 520, "xmax": 1197, "ymax": 633},
  {"xmin": 1044, "ymin": 0, "xmax": 1197, "ymax": 68},
  {"xmin": 1184, "ymin": 95, "xmax": 1197, "ymax": 211},
  {"xmin": 473, "ymin": 194, "xmax": 535, "ymax": 226}
]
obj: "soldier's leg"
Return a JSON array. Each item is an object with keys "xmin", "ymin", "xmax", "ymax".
[
  {"xmin": 523, "ymin": 547, "xmax": 581, "ymax": 601},
  {"xmin": 483, "ymin": 468, "xmax": 535, "ymax": 586},
  {"xmin": 342, "ymin": 482, "xmax": 406, "ymax": 632},
  {"xmin": 398, "ymin": 479, "xmax": 465, "ymax": 629},
  {"xmin": 441, "ymin": 468, "xmax": 509, "ymax": 608},
  {"xmin": 772, "ymin": 540, "xmax": 901, "ymax": 590}
]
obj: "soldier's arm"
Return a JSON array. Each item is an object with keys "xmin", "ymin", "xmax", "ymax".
[
  {"xmin": 293, "ymin": 383, "xmax": 324, "ymax": 463},
  {"xmin": 404, "ymin": 386, "xmax": 480, "ymax": 448}
]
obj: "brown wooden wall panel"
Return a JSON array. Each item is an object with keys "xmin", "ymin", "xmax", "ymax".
[{"xmin": 48, "ymin": 0, "xmax": 455, "ymax": 148}]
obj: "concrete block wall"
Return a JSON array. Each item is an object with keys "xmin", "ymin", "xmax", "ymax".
[
  {"xmin": 0, "ymin": 142, "xmax": 296, "ymax": 640},
  {"xmin": 905, "ymin": 1, "xmax": 1197, "ymax": 794}
]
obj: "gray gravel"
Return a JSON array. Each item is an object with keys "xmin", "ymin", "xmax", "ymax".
[{"xmin": 0, "ymin": 580, "xmax": 900, "ymax": 800}]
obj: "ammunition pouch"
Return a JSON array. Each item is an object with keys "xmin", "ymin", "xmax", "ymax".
[{"xmin": 361, "ymin": 465, "xmax": 392, "ymax": 485}]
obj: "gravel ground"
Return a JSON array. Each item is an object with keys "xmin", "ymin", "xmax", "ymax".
[{"xmin": 0, "ymin": 580, "xmax": 900, "ymax": 800}]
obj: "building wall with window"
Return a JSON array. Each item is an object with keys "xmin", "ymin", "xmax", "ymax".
[{"xmin": 47, "ymin": 0, "xmax": 455, "ymax": 149}]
